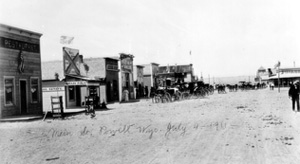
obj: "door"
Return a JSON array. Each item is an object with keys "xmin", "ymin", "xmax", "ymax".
[
  {"xmin": 113, "ymin": 80, "xmax": 118, "ymax": 101},
  {"xmin": 76, "ymin": 86, "xmax": 81, "ymax": 106},
  {"xmin": 107, "ymin": 82, "xmax": 111, "ymax": 102},
  {"xmin": 20, "ymin": 80, "xmax": 27, "ymax": 114}
]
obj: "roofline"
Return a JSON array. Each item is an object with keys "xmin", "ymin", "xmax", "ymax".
[
  {"xmin": 135, "ymin": 65, "xmax": 144, "ymax": 68},
  {"xmin": 279, "ymin": 67, "xmax": 300, "ymax": 70},
  {"xmin": 159, "ymin": 64, "xmax": 192, "ymax": 67},
  {"xmin": 151, "ymin": 62, "xmax": 160, "ymax": 66},
  {"xmin": 103, "ymin": 57, "xmax": 119, "ymax": 61},
  {"xmin": 140, "ymin": 63, "xmax": 160, "ymax": 66},
  {"xmin": 0, "ymin": 23, "xmax": 43, "ymax": 37}
]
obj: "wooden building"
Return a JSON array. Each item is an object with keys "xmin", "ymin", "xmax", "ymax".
[
  {"xmin": 83, "ymin": 57, "xmax": 119, "ymax": 103},
  {"xmin": 119, "ymin": 53, "xmax": 135, "ymax": 101},
  {"xmin": 42, "ymin": 47, "xmax": 104, "ymax": 112},
  {"xmin": 142, "ymin": 63, "xmax": 159, "ymax": 97},
  {"xmin": 269, "ymin": 67, "xmax": 300, "ymax": 87},
  {"xmin": 0, "ymin": 24, "xmax": 43, "ymax": 118},
  {"xmin": 133, "ymin": 65, "xmax": 144, "ymax": 99},
  {"xmin": 155, "ymin": 64, "xmax": 195, "ymax": 87}
]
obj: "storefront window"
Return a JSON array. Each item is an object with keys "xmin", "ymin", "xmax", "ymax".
[
  {"xmin": 69, "ymin": 86, "xmax": 75, "ymax": 101},
  {"xmin": 31, "ymin": 78, "xmax": 39, "ymax": 103},
  {"xmin": 4, "ymin": 78, "xmax": 14, "ymax": 105}
]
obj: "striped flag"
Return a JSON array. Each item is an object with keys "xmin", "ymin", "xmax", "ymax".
[{"xmin": 60, "ymin": 36, "xmax": 74, "ymax": 44}]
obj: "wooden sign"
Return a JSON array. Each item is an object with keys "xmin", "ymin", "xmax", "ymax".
[
  {"xmin": 63, "ymin": 47, "xmax": 80, "ymax": 76},
  {"xmin": 42, "ymin": 87, "xmax": 65, "ymax": 92},
  {"xmin": 66, "ymin": 81, "xmax": 87, "ymax": 86},
  {"xmin": 66, "ymin": 81, "xmax": 100, "ymax": 86},
  {"xmin": 0, "ymin": 37, "xmax": 40, "ymax": 53}
]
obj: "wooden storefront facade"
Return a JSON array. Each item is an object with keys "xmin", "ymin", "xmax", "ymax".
[{"xmin": 0, "ymin": 24, "xmax": 43, "ymax": 118}]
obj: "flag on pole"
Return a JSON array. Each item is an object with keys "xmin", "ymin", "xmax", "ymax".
[
  {"xmin": 274, "ymin": 61, "xmax": 280, "ymax": 68},
  {"xmin": 60, "ymin": 36, "xmax": 74, "ymax": 44}
]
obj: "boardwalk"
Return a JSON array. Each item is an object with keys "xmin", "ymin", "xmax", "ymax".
[{"xmin": 1, "ymin": 88, "xmax": 300, "ymax": 164}]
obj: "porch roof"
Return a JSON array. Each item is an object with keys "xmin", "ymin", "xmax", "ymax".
[{"xmin": 269, "ymin": 73, "xmax": 300, "ymax": 79}]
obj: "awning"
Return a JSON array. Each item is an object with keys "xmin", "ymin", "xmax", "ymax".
[{"xmin": 269, "ymin": 73, "xmax": 300, "ymax": 79}]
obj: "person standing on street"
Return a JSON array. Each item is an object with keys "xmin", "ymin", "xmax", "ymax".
[{"xmin": 289, "ymin": 81, "xmax": 300, "ymax": 112}]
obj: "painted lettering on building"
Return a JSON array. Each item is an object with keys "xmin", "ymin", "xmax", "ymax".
[
  {"xmin": 66, "ymin": 81, "xmax": 87, "ymax": 86},
  {"xmin": 42, "ymin": 87, "xmax": 65, "ymax": 92},
  {"xmin": 66, "ymin": 81, "xmax": 100, "ymax": 86},
  {"xmin": 121, "ymin": 58, "xmax": 133, "ymax": 72},
  {"xmin": 0, "ymin": 37, "xmax": 40, "ymax": 53}
]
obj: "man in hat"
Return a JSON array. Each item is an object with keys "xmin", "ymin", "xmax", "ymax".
[{"xmin": 289, "ymin": 81, "xmax": 300, "ymax": 112}]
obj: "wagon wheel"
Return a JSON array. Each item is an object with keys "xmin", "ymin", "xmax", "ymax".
[
  {"xmin": 153, "ymin": 94, "xmax": 161, "ymax": 103},
  {"xmin": 175, "ymin": 91, "xmax": 182, "ymax": 101},
  {"xmin": 181, "ymin": 92, "xmax": 190, "ymax": 100},
  {"xmin": 166, "ymin": 92, "xmax": 172, "ymax": 102},
  {"xmin": 194, "ymin": 90, "xmax": 202, "ymax": 99}
]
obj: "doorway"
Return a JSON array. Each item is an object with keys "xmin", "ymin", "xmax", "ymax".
[
  {"xmin": 20, "ymin": 80, "xmax": 27, "ymax": 114},
  {"xmin": 76, "ymin": 86, "xmax": 81, "ymax": 106}
]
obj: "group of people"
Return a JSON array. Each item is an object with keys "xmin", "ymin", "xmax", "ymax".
[{"xmin": 289, "ymin": 81, "xmax": 300, "ymax": 112}]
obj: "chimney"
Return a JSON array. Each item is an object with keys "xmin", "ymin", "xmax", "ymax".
[{"xmin": 79, "ymin": 55, "xmax": 84, "ymax": 63}]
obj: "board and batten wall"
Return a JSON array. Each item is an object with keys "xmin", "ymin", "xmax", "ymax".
[{"xmin": 0, "ymin": 24, "xmax": 43, "ymax": 118}]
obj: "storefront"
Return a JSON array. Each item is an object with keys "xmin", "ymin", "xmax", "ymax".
[
  {"xmin": 119, "ymin": 53, "xmax": 134, "ymax": 101},
  {"xmin": 83, "ymin": 57, "xmax": 119, "ymax": 103},
  {"xmin": 269, "ymin": 67, "xmax": 300, "ymax": 87},
  {"xmin": 42, "ymin": 75, "xmax": 103, "ymax": 112},
  {"xmin": 0, "ymin": 24, "xmax": 43, "ymax": 118},
  {"xmin": 133, "ymin": 65, "xmax": 144, "ymax": 99},
  {"xmin": 65, "ymin": 77, "xmax": 101, "ymax": 108},
  {"xmin": 42, "ymin": 47, "xmax": 104, "ymax": 112}
]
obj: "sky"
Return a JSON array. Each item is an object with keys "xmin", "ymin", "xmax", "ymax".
[{"xmin": 1, "ymin": 0, "xmax": 300, "ymax": 78}]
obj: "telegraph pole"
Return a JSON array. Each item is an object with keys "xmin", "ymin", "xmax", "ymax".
[{"xmin": 278, "ymin": 65, "xmax": 280, "ymax": 93}]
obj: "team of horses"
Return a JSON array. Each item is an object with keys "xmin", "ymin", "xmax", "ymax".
[
  {"xmin": 150, "ymin": 81, "xmax": 267, "ymax": 103},
  {"xmin": 150, "ymin": 81, "xmax": 214, "ymax": 103}
]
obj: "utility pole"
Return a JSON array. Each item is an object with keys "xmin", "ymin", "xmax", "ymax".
[{"xmin": 278, "ymin": 65, "xmax": 280, "ymax": 93}]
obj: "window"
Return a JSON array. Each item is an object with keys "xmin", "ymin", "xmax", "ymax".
[
  {"xmin": 31, "ymin": 78, "xmax": 39, "ymax": 103},
  {"xmin": 107, "ymin": 64, "xmax": 118, "ymax": 71},
  {"xmin": 69, "ymin": 86, "xmax": 75, "ymax": 101},
  {"xmin": 4, "ymin": 77, "xmax": 15, "ymax": 106}
]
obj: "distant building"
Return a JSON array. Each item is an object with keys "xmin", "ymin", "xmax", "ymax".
[
  {"xmin": 255, "ymin": 66, "xmax": 271, "ymax": 84},
  {"xmin": 0, "ymin": 24, "xmax": 43, "ymax": 118},
  {"xmin": 155, "ymin": 64, "xmax": 195, "ymax": 87},
  {"xmin": 269, "ymin": 67, "xmax": 300, "ymax": 87},
  {"xmin": 141, "ymin": 63, "xmax": 159, "ymax": 97},
  {"xmin": 119, "ymin": 53, "xmax": 135, "ymax": 101},
  {"xmin": 133, "ymin": 65, "xmax": 144, "ymax": 99}
]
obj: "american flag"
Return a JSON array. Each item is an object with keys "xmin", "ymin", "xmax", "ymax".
[{"xmin": 60, "ymin": 36, "xmax": 74, "ymax": 44}]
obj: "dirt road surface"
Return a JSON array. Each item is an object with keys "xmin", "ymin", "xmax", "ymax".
[{"xmin": 1, "ymin": 88, "xmax": 300, "ymax": 164}]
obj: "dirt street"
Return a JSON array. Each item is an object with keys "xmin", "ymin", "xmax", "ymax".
[{"xmin": 1, "ymin": 88, "xmax": 300, "ymax": 164}]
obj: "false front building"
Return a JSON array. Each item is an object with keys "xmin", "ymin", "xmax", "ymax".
[
  {"xmin": 42, "ymin": 47, "xmax": 105, "ymax": 112},
  {"xmin": 0, "ymin": 24, "xmax": 43, "ymax": 118},
  {"xmin": 155, "ymin": 64, "xmax": 195, "ymax": 87}
]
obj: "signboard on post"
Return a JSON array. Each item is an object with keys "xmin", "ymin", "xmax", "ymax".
[{"xmin": 63, "ymin": 47, "xmax": 81, "ymax": 76}]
